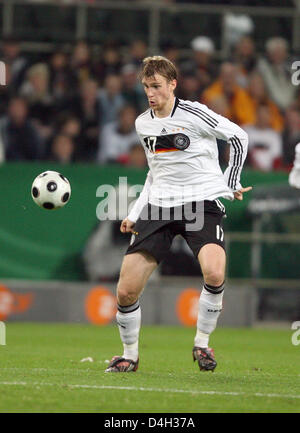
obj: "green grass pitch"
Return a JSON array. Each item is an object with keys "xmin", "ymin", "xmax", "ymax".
[{"xmin": 0, "ymin": 323, "xmax": 299, "ymax": 413}]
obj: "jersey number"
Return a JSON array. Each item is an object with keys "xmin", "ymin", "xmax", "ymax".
[{"xmin": 145, "ymin": 136, "xmax": 157, "ymax": 153}]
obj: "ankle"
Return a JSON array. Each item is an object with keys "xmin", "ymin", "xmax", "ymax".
[{"xmin": 123, "ymin": 341, "xmax": 139, "ymax": 362}]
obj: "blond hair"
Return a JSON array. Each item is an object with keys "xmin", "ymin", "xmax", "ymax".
[
  {"xmin": 140, "ymin": 56, "xmax": 177, "ymax": 82},
  {"xmin": 27, "ymin": 63, "xmax": 49, "ymax": 80}
]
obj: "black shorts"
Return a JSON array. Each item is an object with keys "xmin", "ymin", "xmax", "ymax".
[{"xmin": 126, "ymin": 200, "xmax": 226, "ymax": 264}]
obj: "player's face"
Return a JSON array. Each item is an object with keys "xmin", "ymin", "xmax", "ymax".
[{"xmin": 142, "ymin": 74, "xmax": 176, "ymax": 112}]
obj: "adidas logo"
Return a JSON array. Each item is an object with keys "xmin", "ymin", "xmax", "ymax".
[{"xmin": 160, "ymin": 128, "xmax": 167, "ymax": 135}]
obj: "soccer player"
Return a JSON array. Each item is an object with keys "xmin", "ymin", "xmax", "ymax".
[{"xmin": 105, "ymin": 56, "xmax": 252, "ymax": 373}]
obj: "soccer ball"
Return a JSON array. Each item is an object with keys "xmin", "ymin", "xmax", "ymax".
[{"xmin": 31, "ymin": 170, "xmax": 71, "ymax": 210}]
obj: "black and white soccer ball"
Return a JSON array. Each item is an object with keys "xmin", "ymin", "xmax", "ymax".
[{"xmin": 31, "ymin": 171, "xmax": 71, "ymax": 210}]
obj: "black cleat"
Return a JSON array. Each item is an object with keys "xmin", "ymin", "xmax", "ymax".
[
  {"xmin": 192, "ymin": 346, "xmax": 217, "ymax": 372},
  {"xmin": 105, "ymin": 356, "xmax": 139, "ymax": 373}
]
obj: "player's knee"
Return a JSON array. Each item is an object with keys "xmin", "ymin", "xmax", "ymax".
[
  {"xmin": 117, "ymin": 284, "xmax": 139, "ymax": 307},
  {"xmin": 203, "ymin": 269, "xmax": 224, "ymax": 288}
]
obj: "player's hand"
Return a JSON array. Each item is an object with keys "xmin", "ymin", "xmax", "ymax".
[
  {"xmin": 234, "ymin": 186, "xmax": 252, "ymax": 201},
  {"xmin": 120, "ymin": 218, "xmax": 135, "ymax": 234}
]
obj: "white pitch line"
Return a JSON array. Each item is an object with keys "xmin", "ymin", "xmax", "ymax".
[
  {"xmin": 0, "ymin": 381, "xmax": 299, "ymax": 400},
  {"xmin": 0, "ymin": 367, "xmax": 298, "ymax": 379}
]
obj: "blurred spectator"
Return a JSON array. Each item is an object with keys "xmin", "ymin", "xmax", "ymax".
[
  {"xmin": 45, "ymin": 113, "xmax": 81, "ymax": 160},
  {"xmin": 49, "ymin": 49, "xmax": 77, "ymax": 107},
  {"xmin": 48, "ymin": 134, "xmax": 75, "ymax": 164},
  {"xmin": 20, "ymin": 63, "xmax": 54, "ymax": 134},
  {"xmin": 121, "ymin": 63, "xmax": 148, "ymax": 113},
  {"xmin": 282, "ymin": 107, "xmax": 300, "ymax": 167},
  {"xmin": 98, "ymin": 105, "xmax": 138, "ymax": 164},
  {"xmin": 70, "ymin": 40, "xmax": 93, "ymax": 85},
  {"xmin": 202, "ymin": 62, "xmax": 252, "ymax": 125},
  {"xmin": 0, "ymin": 32, "xmax": 298, "ymax": 169},
  {"xmin": 71, "ymin": 79, "xmax": 101, "ymax": 160},
  {"xmin": 243, "ymin": 72, "xmax": 284, "ymax": 132},
  {"xmin": 258, "ymin": 37, "xmax": 296, "ymax": 111},
  {"xmin": 244, "ymin": 104, "xmax": 282, "ymax": 171},
  {"xmin": 177, "ymin": 71, "xmax": 202, "ymax": 102},
  {"xmin": 127, "ymin": 143, "xmax": 147, "ymax": 168},
  {"xmin": 231, "ymin": 36, "xmax": 258, "ymax": 88},
  {"xmin": 95, "ymin": 45, "xmax": 122, "ymax": 84},
  {"xmin": 207, "ymin": 95, "xmax": 228, "ymax": 117},
  {"xmin": 0, "ymin": 97, "xmax": 43, "ymax": 161},
  {"xmin": 0, "ymin": 72, "xmax": 12, "ymax": 117},
  {"xmin": 161, "ymin": 41, "xmax": 181, "ymax": 69},
  {"xmin": 223, "ymin": 13, "xmax": 254, "ymax": 52},
  {"xmin": 98, "ymin": 73, "xmax": 125, "ymax": 126},
  {"xmin": 181, "ymin": 36, "xmax": 218, "ymax": 94},
  {"xmin": 58, "ymin": 113, "xmax": 81, "ymax": 138},
  {"xmin": 127, "ymin": 40, "xmax": 148, "ymax": 67},
  {"xmin": 0, "ymin": 36, "xmax": 28, "ymax": 91}
]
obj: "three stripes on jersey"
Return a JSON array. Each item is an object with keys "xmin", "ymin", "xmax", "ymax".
[{"xmin": 177, "ymin": 102, "xmax": 244, "ymax": 191}]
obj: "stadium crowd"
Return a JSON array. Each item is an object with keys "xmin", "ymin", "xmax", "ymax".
[{"xmin": 0, "ymin": 34, "xmax": 300, "ymax": 171}]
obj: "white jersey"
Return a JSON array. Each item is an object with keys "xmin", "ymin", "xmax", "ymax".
[{"xmin": 128, "ymin": 97, "xmax": 248, "ymax": 222}]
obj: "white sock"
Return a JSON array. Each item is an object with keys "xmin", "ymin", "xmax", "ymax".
[
  {"xmin": 123, "ymin": 341, "xmax": 139, "ymax": 361},
  {"xmin": 116, "ymin": 301, "xmax": 141, "ymax": 362},
  {"xmin": 194, "ymin": 329, "xmax": 210, "ymax": 348},
  {"xmin": 194, "ymin": 284, "xmax": 224, "ymax": 348}
]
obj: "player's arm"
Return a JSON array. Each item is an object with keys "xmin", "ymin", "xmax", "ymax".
[
  {"xmin": 221, "ymin": 122, "xmax": 252, "ymax": 201},
  {"xmin": 193, "ymin": 102, "xmax": 252, "ymax": 200},
  {"xmin": 289, "ymin": 142, "xmax": 300, "ymax": 189},
  {"xmin": 121, "ymin": 170, "xmax": 153, "ymax": 233}
]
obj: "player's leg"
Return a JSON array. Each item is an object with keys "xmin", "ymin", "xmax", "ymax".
[
  {"xmin": 196, "ymin": 243, "xmax": 226, "ymax": 345},
  {"xmin": 193, "ymin": 243, "xmax": 226, "ymax": 371},
  {"xmin": 106, "ymin": 210, "xmax": 175, "ymax": 372},
  {"xmin": 182, "ymin": 200, "xmax": 226, "ymax": 371},
  {"xmin": 105, "ymin": 250, "xmax": 157, "ymax": 372},
  {"xmin": 117, "ymin": 250, "xmax": 157, "ymax": 362}
]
